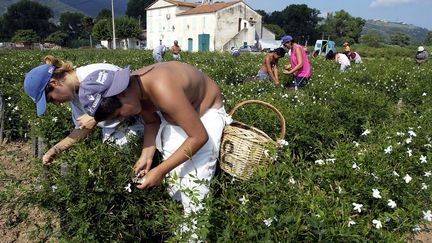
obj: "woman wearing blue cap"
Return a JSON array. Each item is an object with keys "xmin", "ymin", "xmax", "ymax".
[
  {"xmin": 281, "ymin": 35, "xmax": 311, "ymax": 90},
  {"xmin": 23, "ymin": 55, "xmax": 144, "ymax": 165}
]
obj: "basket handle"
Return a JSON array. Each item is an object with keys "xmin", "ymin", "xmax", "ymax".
[{"xmin": 229, "ymin": 100, "xmax": 286, "ymax": 143}]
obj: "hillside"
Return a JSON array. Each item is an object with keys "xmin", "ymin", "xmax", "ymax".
[
  {"xmin": 362, "ymin": 19, "xmax": 429, "ymax": 44},
  {"xmin": 0, "ymin": 0, "xmax": 127, "ymax": 19}
]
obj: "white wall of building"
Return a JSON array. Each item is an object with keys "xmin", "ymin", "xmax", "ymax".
[
  {"xmin": 146, "ymin": 0, "xmax": 266, "ymax": 52},
  {"xmin": 176, "ymin": 13, "xmax": 215, "ymax": 51}
]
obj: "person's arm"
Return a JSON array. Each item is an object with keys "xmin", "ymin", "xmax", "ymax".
[
  {"xmin": 137, "ymin": 80, "xmax": 208, "ymax": 189},
  {"xmin": 42, "ymin": 128, "xmax": 92, "ymax": 165},
  {"xmin": 133, "ymin": 111, "xmax": 160, "ymax": 176},
  {"xmin": 273, "ymin": 59, "xmax": 280, "ymax": 85},
  {"xmin": 286, "ymin": 47, "xmax": 303, "ymax": 75},
  {"xmin": 265, "ymin": 55, "xmax": 279, "ymax": 85}
]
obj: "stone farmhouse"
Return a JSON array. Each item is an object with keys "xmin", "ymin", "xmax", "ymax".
[{"xmin": 146, "ymin": 0, "xmax": 276, "ymax": 52}]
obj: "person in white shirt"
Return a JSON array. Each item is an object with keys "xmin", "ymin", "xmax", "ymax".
[
  {"xmin": 326, "ymin": 51, "xmax": 351, "ymax": 72},
  {"xmin": 23, "ymin": 55, "xmax": 144, "ymax": 165}
]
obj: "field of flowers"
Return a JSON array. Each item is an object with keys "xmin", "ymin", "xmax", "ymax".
[{"xmin": 0, "ymin": 48, "xmax": 431, "ymax": 241}]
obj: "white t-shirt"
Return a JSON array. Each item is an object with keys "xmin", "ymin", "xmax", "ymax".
[
  {"xmin": 337, "ymin": 54, "xmax": 350, "ymax": 71},
  {"xmin": 70, "ymin": 64, "xmax": 144, "ymax": 145}
]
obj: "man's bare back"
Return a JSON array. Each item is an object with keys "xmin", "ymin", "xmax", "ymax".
[{"xmin": 132, "ymin": 61, "xmax": 223, "ymax": 123}]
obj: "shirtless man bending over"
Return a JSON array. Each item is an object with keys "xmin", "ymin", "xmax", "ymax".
[
  {"xmin": 256, "ymin": 47, "xmax": 286, "ymax": 85},
  {"xmin": 78, "ymin": 61, "xmax": 228, "ymax": 238}
]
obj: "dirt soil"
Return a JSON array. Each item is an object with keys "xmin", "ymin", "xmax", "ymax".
[
  {"xmin": 0, "ymin": 142, "xmax": 59, "ymax": 243},
  {"xmin": 0, "ymin": 142, "xmax": 430, "ymax": 242}
]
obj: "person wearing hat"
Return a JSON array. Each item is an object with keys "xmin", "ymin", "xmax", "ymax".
[
  {"xmin": 415, "ymin": 46, "xmax": 429, "ymax": 65},
  {"xmin": 23, "ymin": 55, "xmax": 144, "ymax": 165},
  {"xmin": 281, "ymin": 35, "xmax": 311, "ymax": 90},
  {"xmin": 78, "ymin": 61, "xmax": 228, "ymax": 240}
]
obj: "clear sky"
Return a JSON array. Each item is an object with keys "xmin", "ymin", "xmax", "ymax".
[{"xmin": 243, "ymin": 0, "xmax": 432, "ymax": 30}]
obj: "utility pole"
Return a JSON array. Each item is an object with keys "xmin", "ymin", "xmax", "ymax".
[
  {"xmin": 138, "ymin": 15, "xmax": 141, "ymax": 28},
  {"xmin": 111, "ymin": 0, "xmax": 116, "ymax": 49}
]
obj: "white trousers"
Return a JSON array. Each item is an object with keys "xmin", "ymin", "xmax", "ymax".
[{"xmin": 156, "ymin": 107, "xmax": 227, "ymax": 239}]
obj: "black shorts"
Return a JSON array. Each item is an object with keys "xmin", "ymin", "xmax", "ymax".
[{"xmin": 286, "ymin": 76, "xmax": 310, "ymax": 89}]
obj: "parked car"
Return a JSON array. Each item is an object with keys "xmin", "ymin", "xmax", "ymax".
[
  {"xmin": 239, "ymin": 45, "xmax": 259, "ymax": 52},
  {"xmin": 95, "ymin": 44, "xmax": 106, "ymax": 49}
]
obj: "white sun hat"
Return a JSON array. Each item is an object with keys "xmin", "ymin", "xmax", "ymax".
[{"xmin": 418, "ymin": 46, "xmax": 425, "ymax": 52}]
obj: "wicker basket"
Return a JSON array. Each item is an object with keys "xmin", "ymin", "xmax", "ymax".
[{"xmin": 219, "ymin": 100, "xmax": 286, "ymax": 180}]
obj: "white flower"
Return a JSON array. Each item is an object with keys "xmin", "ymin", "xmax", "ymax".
[
  {"xmin": 353, "ymin": 141, "xmax": 360, "ymax": 147},
  {"xmin": 326, "ymin": 158, "xmax": 336, "ymax": 163},
  {"xmin": 405, "ymin": 138, "xmax": 412, "ymax": 144},
  {"xmin": 315, "ymin": 159, "xmax": 324, "ymax": 165},
  {"xmin": 424, "ymin": 144, "xmax": 432, "ymax": 148},
  {"xmin": 403, "ymin": 174, "xmax": 412, "ymax": 183},
  {"xmin": 52, "ymin": 117, "xmax": 58, "ymax": 123},
  {"xmin": 407, "ymin": 148, "xmax": 412, "ymax": 157},
  {"xmin": 372, "ymin": 219, "xmax": 383, "ymax": 229},
  {"xmin": 372, "ymin": 189, "xmax": 382, "ymax": 199},
  {"xmin": 393, "ymin": 171, "xmax": 400, "ymax": 177},
  {"xmin": 396, "ymin": 132, "xmax": 405, "ymax": 136},
  {"xmin": 408, "ymin": 130, "xmax": 417, "ymax": 137},
  {"xmin": 421, "ymin": 183, "xmax": 428, "ymax": 190},
  {"xmin": 263, "ymin": 149, "xmax": 270, "ymax": 157},
  {"xmin": 279, "ymin": 139, "xmax": 289, "ymax": 146},
  {"xmin": 425, "ymin": 171, "xmax": 432, "ymax": 177},
  {"xmin": 352, "ymin": 202, "xmax": 363, "ymax": 213},
  {"xmin": 412, "ymin": 224, "xmax": 421, "ymax": 232},
  {"xmin": 384, "ymin": 145, "xmax": 392, "ymax": 154},
  {"xmin": 239, "ymin": 195, "xmax": 249, "ymax": 205},
  {"xmin": 423, "ymin": 210, "xmax": 432, "ymax": 222},
  {"xmin": 352, "ymin": 162, "xmax": 359, "ymax": 169},
  {"xmin": 348, "ymin": 219, "xmax": 356, "ymax": 227},
  {"xmin": 263, "ymin": 218, "xmax": 273, "ymax": 227},
  {"xmin": 361, "ymin": 129, "xmax": 370, "ymax": 136},
  {"xmin": 124, "ymin": 183, "xmax": 132, "ymax": 193},
  {"xmin": 88, "ymin": 169, "xmax": 94, "ymax": 176},
  {"xmin": 288, "ymin": 177, "xmax": 296, "ymax": 184},
  {"xmin": 387, "ymin": 199, "xmax": 397, "ymax": 208},
  {"xmin": 51, "ymin": 185, "xmax": 57, "ymax": 192},
  {"xmin": 225, "ymin": 115, "xmax": 233, "ymax": 125},
  {"xmin": 420, "ymin": 155, "xmax": 427, "ymax": 164},
  {"xmin": 422, "ymin": 92, "xmax": 427, "ymax": 96}
]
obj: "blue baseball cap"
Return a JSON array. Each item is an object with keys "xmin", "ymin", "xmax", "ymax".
[
  {"xmin": 79, "ymin": 66, "xmax": 131, "ymax": 116},
  {"xmin": 23, "ymin": 64, "xmax": 56, "ymax": 116},
  {"xmin": 281, "ymin": 35, "xmax": 293, "ymax": 46}
]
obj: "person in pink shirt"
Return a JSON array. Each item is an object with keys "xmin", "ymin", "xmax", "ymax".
[{"xmin": 281, "ymin": 35, "xmax": 312, "ymax": 90}]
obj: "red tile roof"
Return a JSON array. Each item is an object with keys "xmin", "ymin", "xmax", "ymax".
[
  {"xmin": 177, "ymin": 1, "xmax": 242, "ymax": 16},
  {"xmin": 164, "ymin": 0, "xmax": 198, "ymax": 8}
]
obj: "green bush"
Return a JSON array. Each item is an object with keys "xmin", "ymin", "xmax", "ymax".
[{"xmin": 1, "ymin": 49, "xmax": 431, "ymax": 241}]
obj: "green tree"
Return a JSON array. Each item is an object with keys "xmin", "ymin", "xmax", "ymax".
[
  {"xmin": 45, "ymin": 31, "xmax": 68, "ymax": 46},
  {"xmin": 116, "ymin": 16, "xmax": 141, "ymax": 39},
  {"xmin": 255, "ymin": 9, "xmax": 269, "ymax": 23},
  {"xmin": 0, "ymin": 17, "xmax": 6, "ymax": 41},
  {"xmin": 92, "ymin": 18, "xmax": 112, "ymax": 41},
  {"xmin": 126, "ymin": 0, "xmax": 155, "ymax": 28},
  {"xmin": 390, "ymin": 32, "xmax": 410, "ymax": 47},
  {"xmin": 264, "ymin": 24, "xmax": 285, "ymax": 39},
  {"xmin": 59, "ymin": 12, "xmax": 86, "ymax": 40},
  {"xmin": 320, "ymin": 10, "xmax": 365, "ymax": 44},
  {"xmin": 11, "ymin": 29, "xmax": 39, "ymax": 44},
  {"xmin": 267, "ymin": 4, "xmax": 321, "ymax": 43},
  {"xmin": 425, "ymin": 31, "xmax": 432, "ymax": 45},
  {"xmin": 3, "ymin": 0, "xmax": 54, "ymax": 39},
  {"xmin": 360, "ymin": 32, "xmax": 383, "ymax": 47},
  {"xmin": 95, "ymin": 9, "xmax": 112, "ymax": 23}
]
